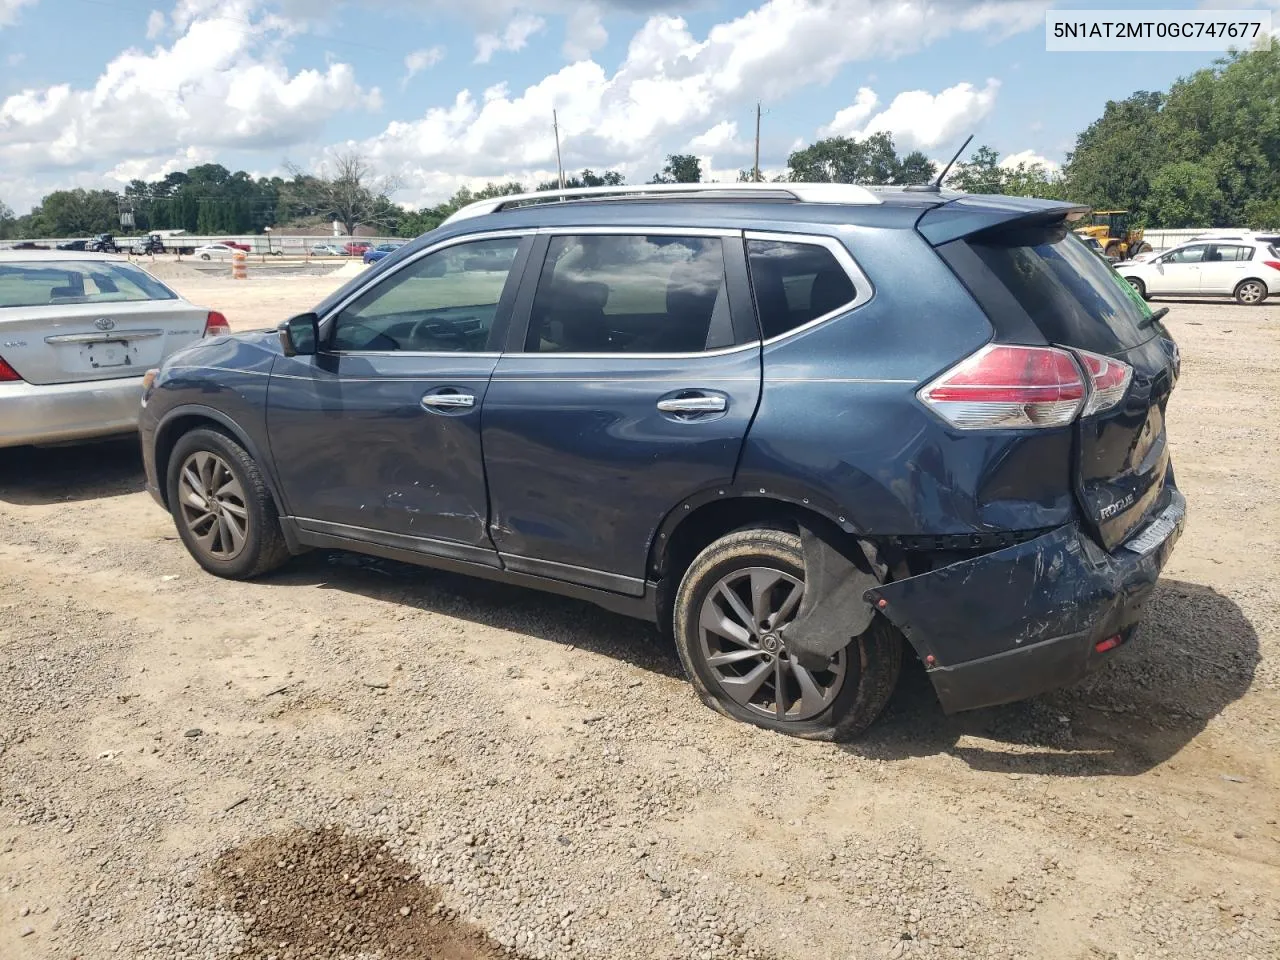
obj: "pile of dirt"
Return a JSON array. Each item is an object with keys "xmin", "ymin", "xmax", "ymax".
[
  {"xmin": 205, "ymin": 827, "xmax": 504, "ymax": 959},
  {"xmin": 332, "ymin": 259, "xmax": 369, "ymax": 278}
]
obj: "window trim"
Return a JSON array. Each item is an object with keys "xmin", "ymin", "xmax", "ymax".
[
  {"xmin": 744, "ymin": 230, "xmax": 873, "ymax": 346},
  {"xmin": 511, "ymin": 226, "xmax": 756, "ymax": 360},
  {"xmin": 318, "ymin": 229, "xmax": 533, "ymax": 357}
]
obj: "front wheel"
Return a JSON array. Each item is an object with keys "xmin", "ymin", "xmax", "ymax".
[
  {"xmin": 1235, "ymin": 279, "xmax": 1268, "ymax": 306},
  {"xmin": 166, "ymin": 428, "xmax": 291, "ymax": 579},
  {"xmin": 1125, "ymin": 277, "xmax": 1148, "ymax": 300},
  {"xmin": 200, "ymin": 253, "xmax": 211, "ymax": 261},
  {"xmin": 672, "ymin": 528, "xmax": 902, "ymax": 741}
]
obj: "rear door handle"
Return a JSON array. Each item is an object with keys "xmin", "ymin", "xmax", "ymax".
[
  {"xmin": 657, "ymin": 396, "xmax": 727, "ymax": 413},
  {"xmin": 421, "ymin": 392, "xmax": 475, "ymax": 410}
]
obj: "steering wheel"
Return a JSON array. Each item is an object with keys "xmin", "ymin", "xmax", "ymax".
[{"xmin": 407, "ymin": 315, "xmax": 483, "ymax": 350}]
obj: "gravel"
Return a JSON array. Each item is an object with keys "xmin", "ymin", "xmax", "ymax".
[{"xmin": 1, "ymin": 300, "xmax": 1278, "ymax": 959}]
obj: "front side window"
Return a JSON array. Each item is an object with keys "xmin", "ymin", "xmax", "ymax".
[
  {"xmin": 331, "ymin": 236, "xmax": 522, "ymax": 353},
  {"xmin": 0, "ymin": 260, "xmax": 177, "ymax": 308},
  {"xmin": 526, "ymin": 235, "xmax": 732, "ymax": 354},
  {"xmin": 745, "ymin": 240, "xmax": 857, "ymax": 339},
  {"xmin": 1165, "ymin": 245, "xmax": 1207, "ymax": 264}
]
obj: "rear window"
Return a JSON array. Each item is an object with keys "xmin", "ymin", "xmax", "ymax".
[
  {"xmin": 0, "ymin": 261, "xmax": 177, "ymax": 308},
  {"xmin": 953, "ymin": 223, "xmax": 1153, "ymax": 354}
]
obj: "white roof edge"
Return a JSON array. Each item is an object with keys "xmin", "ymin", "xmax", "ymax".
[{"xmin": 441, "ymin": 181, "xmax": 881, "ymax": 226}]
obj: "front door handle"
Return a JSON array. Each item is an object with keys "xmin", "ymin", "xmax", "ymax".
[
  {"xmin": 421, "ymin": 392, "xmax": 475, "ymax": 410},
  {"xmin": 657, "ymin": 395, "xmax": 727, "ymax": 414}
]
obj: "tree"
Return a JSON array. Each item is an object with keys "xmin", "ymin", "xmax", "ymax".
[
  {"xmin": 39, "ymin": 189, "xmax": 119, "ymax": 236},
  {"xmin": 536, "ymin": 168, "xmax": 625, "ymax": 190},
  {"xmin": 896, "ymin": 151, "xmax": 936, "ymax": 186},
  {"xmin": 0, "ymin": 200, "xmax": 13, "ymax": 240},
  {"xmin": 285, "ymin": 151, "xmax": 402, "ymax": 237},
  {"xmin": 784, "ymin": 133, "xmax": 920, "ymax": 184},
  {"xmin": 948, "ymin": 146, "xmax": 1005, "ymax": 193},
  {"xmin": 650, "ymin": 154, "xmax": 702, "ymax": 184},
  {"xmin": 398, "ymin": 182, "xmax": 527, "ymax": 237},
  {"xmin": 1146, "ymin": 161, "xmax": 1223, "ymax": 227},
  {"xmin": 1061, "ymin": 91, "xmax": 1164, "ymax": 215}
]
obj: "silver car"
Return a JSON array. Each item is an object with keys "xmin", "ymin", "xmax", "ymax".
[{"xmin": 0, "ymin": 252, "xmax": 223, "ymax": 448}]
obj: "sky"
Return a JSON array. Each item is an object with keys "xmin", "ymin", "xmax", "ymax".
[{"xmin": 0, "ymin": 0, "xmax": 1276, "ymax": 214}]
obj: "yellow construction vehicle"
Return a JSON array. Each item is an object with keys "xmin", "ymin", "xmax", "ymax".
[{"xmin": 1074, "ymin": 210, "xmax": 1153, "ymax": 262}]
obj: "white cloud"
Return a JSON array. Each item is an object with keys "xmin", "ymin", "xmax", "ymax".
[
  {"xmin": 145, "ymin": 9, "xmax": 166, "ymax": 39},
  {"xmin": 403, "ymin": 46, "xmax": 445, "ymax": 85},
  {"xmin": 820, "ymin": 88, "xmax": 879, "ymax": 138},
  {"xmin": 474, "ymin": 13, "xmax": 546, "ymax": 63},
  {"xmin": 0, "ymin": 3, "xmax": 380, "ymax": 177},
  {"xmin": 353, "ymin": 0, "xmax": 1044, "ymax": 204},
  {"xmin": 999, "ymin": 148, "xmax": 1060, "ymax": 172},
  {"xmin": 564, "ymin": 4, "xmax": 608, "ymax": 60},
  {"xmin": 821, "ymin": 79, "xmax": 1000, "ymax": 150},
  {"xmin": 0, "ymin": 0, "xmax": 36, "ymax": 29},
  {"xmin": 104, "ymin": 146, "xmax": 217, "ymax": 186},
  {"xmin": 688, "ymin": 121, "xmax": 740, "ymax": 152}
]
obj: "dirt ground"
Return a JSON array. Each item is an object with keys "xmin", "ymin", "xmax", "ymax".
[{"xmin": 1, "ymin": 278, "xmax": 1277, "ymax": 960}]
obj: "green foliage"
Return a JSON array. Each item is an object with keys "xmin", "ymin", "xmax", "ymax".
[
  {"xmin": 1063, "ymin": 48, "xmax": 1280, "ymax": 227},
  {"xmin": 650, "ymin": 154, "xmax": 702, "ymax": 184},
  {"xmin": 1146, "ymin": 161, "xmax": 1224, "ymax": 227},
  {"xmin": 946, "ymin": 145, "xmax": 1066, "ymax": 198},
  {"xmin": 39, "ymin": 189, "xmax": 120, "ymax": 235},
  {"xmin": 785, "ymin": 132, "xmax": 926, "ymax": 184},
  {"xmin": 536, "ymin": 169, "xmax": 626, "ymax": 190}
]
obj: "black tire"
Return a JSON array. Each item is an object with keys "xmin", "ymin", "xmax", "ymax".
[
  {"xmin": 1234, "ymin": 279, "xmax": 1268, "ymax": 306},
  {"xmin": 1135, "ymin": 242, "xmax": 1153, "ymax": 255},
  {"xmin": 200, "ymin": 253, "xmax": 211, "ymax": 261},
  {"xmin": 672, "ymin": 528, "xmax": 902, "ymax": 741},
  {"xmin": 166, "ymin": 427, "xmax": 291, "ymax": 580},
  {"xmin": 1124, "ymin": 276, "xmax": 1148, "ymax": 300}
]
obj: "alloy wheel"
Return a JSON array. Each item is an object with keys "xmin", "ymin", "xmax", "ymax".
[
  {"xmin": 177, "ymin": 451, "xmax": 249, "ymax": 560},
  {"xmin": 697, "ymin": 566, "xmax": 847, "ymax": 722},
  {"xmin": 1238, "ymin": 281, "xmax": 1264, "ymax": 304}
]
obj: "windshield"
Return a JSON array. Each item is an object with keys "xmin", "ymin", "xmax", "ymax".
[
  {"xmin": 961, "ymin": 224, "xmax": 1155, "ymax": 353},
  {"xmin": 0, "ymin": 260, "xmax": 178, "ymax": 308}
]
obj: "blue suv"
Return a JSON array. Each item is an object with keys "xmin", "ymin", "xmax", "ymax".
[{"xmin": 139, "ymin": 183, "xmax": 1185, "ymax": 740}]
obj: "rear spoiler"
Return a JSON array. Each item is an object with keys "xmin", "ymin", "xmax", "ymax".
[{"xmin": 916, "ymin": 195, "xmax": 1090, "ymax": 246}]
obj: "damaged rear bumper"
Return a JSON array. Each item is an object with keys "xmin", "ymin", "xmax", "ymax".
[{"xmin": 865, "ymin": 489, "xmax": 1185, "ymax": 714}]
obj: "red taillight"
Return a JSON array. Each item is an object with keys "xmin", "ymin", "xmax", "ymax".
[
  {"xmin": 203, "ymin": 310, "xmax": 230, "ymax": 337},
  {"xmin": 918, "ymin": 344, "xmax": 1086, "ymax": 429},
  {"xmin": 1074, "ymin": 348, "xmax": 1133, "ymax": 417},
  {"xmin": 1094, "ymin": 634, "xmax": 1122, "ymax": 654},
  {"xmin": 1264, "ymin": 261, "xmax": 1280, "ymax": 272},
  {"xmin": 0, "ymin": 355, "xmax": 22, "ymax": 382}
]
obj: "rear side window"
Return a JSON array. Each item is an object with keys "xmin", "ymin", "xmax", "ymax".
[
  {"xmin": 0, "ymin": 261, "xmax": 176, "ymax": 308},
  {"xmin": 745, "ymin": 240, "xmax": 856, "ymax": 339},
  {"xmin": 1212, "ymin": 245, "xmax": 1254, "ymax": 262},
  {"xmin": 526, "ymin": 235, "xmax": 732, "ymax": 354},
  {"xmin": 955, "ymin": 226, "xmax": 1153, "ymax": 353}
]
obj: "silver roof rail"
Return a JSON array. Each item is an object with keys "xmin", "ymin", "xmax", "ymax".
[{"xmin": 440, "ymin": 181, "xmax": 882, "ymax": 226}]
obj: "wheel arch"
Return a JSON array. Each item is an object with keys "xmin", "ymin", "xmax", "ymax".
[
  {"xmin": 154, "ymin": 405, "xmax": 286, "ymax": 518},
  {"xmin": 646, "ymin": 485, "xmax": 898, "ymax": 634}
]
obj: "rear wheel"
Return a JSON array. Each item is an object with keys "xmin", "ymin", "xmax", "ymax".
[
  {"xmin": 166, "ymin": 428, "xmax": 290, "ymax": 580},
  {"xmin": 1125, "ymin": 276, "xmax": 1147, "ymax": 300},
  {"xmin": 673, "ymin": 528, "xmax": 901, "ymax": 741},
  {"xmin": 1235, "ymin": 279, "xmax": 1267, "ymax": 305}
]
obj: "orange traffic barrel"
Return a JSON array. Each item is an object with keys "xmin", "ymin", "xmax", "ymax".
[{"xmin": 232, "ymin": 250, "xmax": 247, "ymax": 280}]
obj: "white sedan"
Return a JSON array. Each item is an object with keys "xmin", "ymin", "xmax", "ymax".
[
  {"xmin": 194, "ymin": 243, "xmax": 238, "ymax": 260},
  {"xmin": 1118, "ymin": 239, "xmax": 1280, "ymax": 305},
  {"xmin": 0, "ymin": 252, "xmax": 226, "ymax": 448}
]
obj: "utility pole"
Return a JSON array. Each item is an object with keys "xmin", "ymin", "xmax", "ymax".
[
  {"xmin": 553, "ymin": 110, "xmax": 566, "ymax": 190},
  {"xmin": 754, "ymin": 102, "xmax": 761, "ymax": 182}
]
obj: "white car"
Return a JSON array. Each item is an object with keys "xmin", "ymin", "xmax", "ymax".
[
  {"xmin": 1118, "ymin": 239, "xmax": 1280, "ymax": 305},
  {"xmin": 0, "ymin": 252, "xmax": 227, "ymax": 448},
  {"xmin": 309, "ymin": 243, "xmax": 346, "ymax": 256},
  {"xmin": 195, "ymin": 243, "xmax": 238, "ymax": 260}
]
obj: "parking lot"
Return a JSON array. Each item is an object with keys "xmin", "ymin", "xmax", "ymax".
[{"xmin": 1, "ymin": 274, "xmax": 1277, "ymax": 959}]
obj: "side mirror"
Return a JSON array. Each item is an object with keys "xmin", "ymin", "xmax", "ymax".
[{"xmin": 279, "ymin": 312, "xmax": 319, "ymax": 357}]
